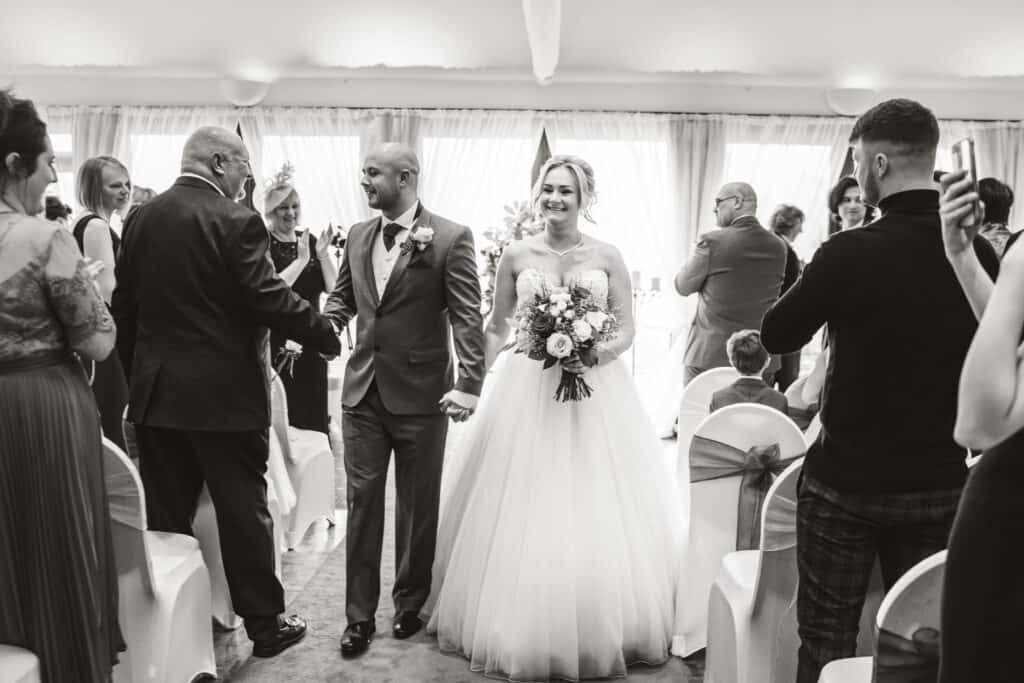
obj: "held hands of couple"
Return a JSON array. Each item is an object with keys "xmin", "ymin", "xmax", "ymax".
[{"xmin": 439, "ymin": 389, "xmax": 478, "ymax": 423}]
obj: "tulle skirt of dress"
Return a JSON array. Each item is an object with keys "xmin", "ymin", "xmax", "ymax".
[{"xmin": 424, "ymin": 352, "xmax": 688, "ymax": 682}]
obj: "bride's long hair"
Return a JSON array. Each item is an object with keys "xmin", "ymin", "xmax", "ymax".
[{"xmin": 531, "ymin": 155, "xmax": 598, "ymax": 223}]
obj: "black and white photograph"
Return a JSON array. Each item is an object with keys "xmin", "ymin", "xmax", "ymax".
[{"xmin": 1, "ymin": 1, "xmax": 1022, "ymax": 681}]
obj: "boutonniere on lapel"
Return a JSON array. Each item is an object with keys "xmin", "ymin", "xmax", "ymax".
[{"xmin": 401, "ymin": 226, "xmax": 435, "ymax": 254}]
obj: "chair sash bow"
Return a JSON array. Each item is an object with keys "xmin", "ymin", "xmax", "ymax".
[
  {"xmin": 872, "ymin": 626, "xmax": 939, "ymax": 682},
  {"xmin": 690, "ymin": 435, "xmax": 802, "ymax": 550}
]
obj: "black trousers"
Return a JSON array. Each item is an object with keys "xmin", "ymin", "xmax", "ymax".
[
  {"xmin": 775, "ymin": 350, "xmax": 801, "ymax": 392},
  {"xmin": 940, "ymin": 438, "xmax": 1024, "ymax": 682},
  {"xmin": 342, "ymin": 380, "xmax": 448, "ymax": 625},
  {"xmin": 134, "ymin": 425, "xmax": 283, "ymax": 638},
  {"xmin": 795, "ymin": 474, "xmax": 960, "ymax": 683}
]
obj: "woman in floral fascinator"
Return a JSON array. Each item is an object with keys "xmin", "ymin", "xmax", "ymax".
[{"xmin": 263, "ymin": 163, "xmax": 337, "ymax": 435}]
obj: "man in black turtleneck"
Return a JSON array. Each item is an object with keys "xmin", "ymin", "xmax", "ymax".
[{"xmin": 761, "ymin": 99, "xmax": 999, "ymax": 682}]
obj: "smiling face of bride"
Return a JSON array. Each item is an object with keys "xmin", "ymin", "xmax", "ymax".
[{"xmin": 538, "ymin": 166, "xmax": 581, "ymax": 227}]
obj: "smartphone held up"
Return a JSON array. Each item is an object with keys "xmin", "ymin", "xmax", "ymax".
[{"xmin": 950, "ymin": 138, "xmax": 984, "ymax": 229}]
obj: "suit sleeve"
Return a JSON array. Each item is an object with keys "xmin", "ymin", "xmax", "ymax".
[
  {"xmin": 761, "ymin": 239, "xmax": 839, "ymax": 354},
  {"xmin": 322, "ymin": 226, "xmax": 357, "ymax": 329},
  {"xmin": 444, "ymin": 226, "xmax": 486, "ymax": 396},
  {"xmin": 226, "ymin": 213, "xmax": 340, "ymax": 356},
  {"xmin": 709, "ymin": 388, "xmax": 725, "ymax": 413},
  {"xmin": 675, "ymin": 237, "xmax": 711, "ymax": 296},
  {"xmin": 111, "ymin": 210, "xmax": 138, "ymax": 379}
]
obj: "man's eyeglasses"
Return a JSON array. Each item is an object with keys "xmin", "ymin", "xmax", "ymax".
[{"xmin": 714, "ymin": 196, "xmax": 740, "ymax": 207}]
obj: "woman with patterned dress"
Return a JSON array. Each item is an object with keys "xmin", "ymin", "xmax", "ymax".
[
  {"xmin": 263, "ymin": 176, "xmax": 337, "ymax": 433},
  {"xmin": 0, "ymin": 91, "xmax": 124, "ymax": 682},
  {"xmin": 71, "ymin": 155, "xmax": 131, "ymax": 449},
  {"xmin": 424, "ymin": 156, "xmax": 686, "ymax": 682}
]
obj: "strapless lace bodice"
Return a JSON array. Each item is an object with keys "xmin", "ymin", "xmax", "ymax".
[{"xmin": 515, "ymin": 268, "xmax": 610, "ymax": 309}]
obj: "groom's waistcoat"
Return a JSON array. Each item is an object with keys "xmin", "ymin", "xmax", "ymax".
[{"xmin": 323, "ymin": 207, "xmax": 485, "ymax": 415}]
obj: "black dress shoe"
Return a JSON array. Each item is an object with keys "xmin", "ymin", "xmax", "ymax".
[
  {"xmin": 340, "ymin": 621, "xmax": 375, "ymax": 657},
  {"xmin": 392, "ymin": 612, "xmax": 423, "ymax": 640},
  {"xmin": 251, "ymin": 615, "xmax": 307, "ymax": 658}
]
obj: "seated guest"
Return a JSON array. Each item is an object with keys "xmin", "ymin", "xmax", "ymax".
[
  {"xmin": 710, "ymin": 329, "xmax": 788, "ymax": 414},
  {"xmin": 762, "ymin": 98, "xmax": 999, "ymax": 682},
  {"xmin": 770, "ymin": 203, "xmax": 805, "ymax": 391},
  {"xmin": 977, "ymin": 177, "xmax": 1014, "ymax": 257}
]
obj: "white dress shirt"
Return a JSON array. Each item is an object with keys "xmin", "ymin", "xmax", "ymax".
[
  {"xmin": 180, "ymin": 172, "xmax": 225, "ymax": 197},
  {"xmin": 371, "ymin": 201, "xmax": 418, "ymax": 297}
]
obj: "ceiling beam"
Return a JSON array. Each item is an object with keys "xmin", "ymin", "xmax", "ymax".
[{"xmin": 522, "ymin": 0, "xmax": 561, "ymax": 85}]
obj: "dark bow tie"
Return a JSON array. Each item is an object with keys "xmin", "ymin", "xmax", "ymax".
[{"xmin": 382, "ymin": 222, "xmax": 403, "ymax": 251}]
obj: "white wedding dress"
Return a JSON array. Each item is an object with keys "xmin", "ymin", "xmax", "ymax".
[{"xmin": 424, "ymin": 267, "xmax": 688, "ymax": 682}]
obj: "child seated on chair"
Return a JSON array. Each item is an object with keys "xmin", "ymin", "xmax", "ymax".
[{"xmin": 710, "ymin": 330, "xmax": 788, "ymax": 414}]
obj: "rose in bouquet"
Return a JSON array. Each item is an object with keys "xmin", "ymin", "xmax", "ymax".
[{"xmin": 513, "ymin": 283, "xmax": 619, "ymax": 401}]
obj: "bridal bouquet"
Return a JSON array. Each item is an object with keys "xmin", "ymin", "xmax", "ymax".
[{"xmin": 514, "ymin": 284, "xmax": 619, "ymax": 402}]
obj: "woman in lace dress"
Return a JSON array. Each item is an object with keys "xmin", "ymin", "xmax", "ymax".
[
  {"xmin": 0, "ymin": 91, "xmax": 124, "ymax": 681},
  {"xmin": 425, "ymin": 156, "xmax": 686, "ymax": 682},
  {"xmin": 263, "ymin": 179, "xmax": 337, "ymax": 433}
]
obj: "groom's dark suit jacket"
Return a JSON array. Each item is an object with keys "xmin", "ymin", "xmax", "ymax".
[
  {"xmin": 323, "ymin": 205, "xmax": 485, "ymax": 414},
  {"xmin": 112, "ymin": 175, "xmax": 340, "ymax": 431}
]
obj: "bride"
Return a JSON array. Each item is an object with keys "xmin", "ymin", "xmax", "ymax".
[{"xmin": 424, "ymin": 155, "xmax": 687, "ymax": 681}]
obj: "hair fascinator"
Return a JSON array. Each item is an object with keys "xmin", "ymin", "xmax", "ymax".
[{"xmin": 263, "ymin": 161, "xmax": 297, "ymax": 216}]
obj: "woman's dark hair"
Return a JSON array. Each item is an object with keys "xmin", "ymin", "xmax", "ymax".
[
  {"xmin": 44, "ymin": 196, "xmax": 71, "ymax": 221},
  {"xmin": 979, "ymin": 177, "xmax": 1014, "ymax": 224},
  {"xmin": 0, "ymin": 90, "xmax": 48, "ymax": 191},
  {"xmin": 827, "ymin": 175, "xmax": 875, "ymax": 236},
  {"xmin": 769, "ymin": 204, "xmax": 805, "ymax": 238}
]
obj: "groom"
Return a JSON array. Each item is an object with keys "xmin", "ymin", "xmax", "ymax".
[{"xmin": 323, "ymin": 142, "xmax": 486, "ymax": 656}]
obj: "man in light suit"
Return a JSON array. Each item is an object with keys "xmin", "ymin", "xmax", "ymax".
[
  {"xmin": 322, "ymin": 143, "xmax": 485, "ymax": 657},
  {"xmin": 112, "ymin": 127, "xmax": 341, "ymax": 657},
  {"xmin": 675, "ymin": 182, "xmax": 787, "ymax": 385}
]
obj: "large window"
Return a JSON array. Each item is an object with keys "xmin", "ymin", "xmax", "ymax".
[
  {"xmin": 722, "ymin": 142, "xmax": 836, "ymax": 262},
  {"xmin": 127, "ymin": 134, "xmax": 190, "ymax": 196},
  {"xmin": 419, "ymin": 134, "xmax": 537, "ymax": 239},
  {"xmin": 48, "ymin": 133, "xmax": 76, "ymax": 210},
  {"xmin": 259, "ymin": 134, "xmax": 364, "ymax": 232}
]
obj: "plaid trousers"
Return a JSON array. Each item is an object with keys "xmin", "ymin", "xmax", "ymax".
[{"xmin": 795, "ymin": 473, "xmax": 961, "ymax": 683}]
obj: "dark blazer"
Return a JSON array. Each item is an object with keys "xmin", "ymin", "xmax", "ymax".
[
  {"xmin": 322, "ymin": 205, "xmax": 485, "ymax": 415},
  {"xmin": 762, "ymin": 190, "xmax": 1000, "ymax": 493},
  {"xmin": 112, "ymin": 175, "xmax": 340, "ymax": 431},
  {"xmin": 710, "ymin": 377, "xmax": 788, "ymax": 414},
  {"xmin": 780, "ymin": 239, "xmax": 802, "ymax": 294},
  {"xmin": 676, "ymin": 216, "xmax": 787, "ymax": 370}
]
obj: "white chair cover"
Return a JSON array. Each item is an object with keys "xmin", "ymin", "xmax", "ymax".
[
  {"xmin": 706, "ymin": 458, "xmax": 802, "ymax": 683},
  {"xmin": 675, "ymin": 366, "xmax": 740, "ymax": 490},
  {"xmin": 270, "ymin": 374, "xmax": 336, "ymax": 549},
  {"xmin": 818, "ymin": 551, "xmax": 946, "ymax": 683},
  {"xmin": 0, "ymin": 645, "xmax": 40, "ymax": 683},
  {"xmin": 103, "ymin": 438, "xmax": 216, "ymax": 683},
  {"xmin": 674, "ymin": 403, "xmax": 805, "ymax": 657}
]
